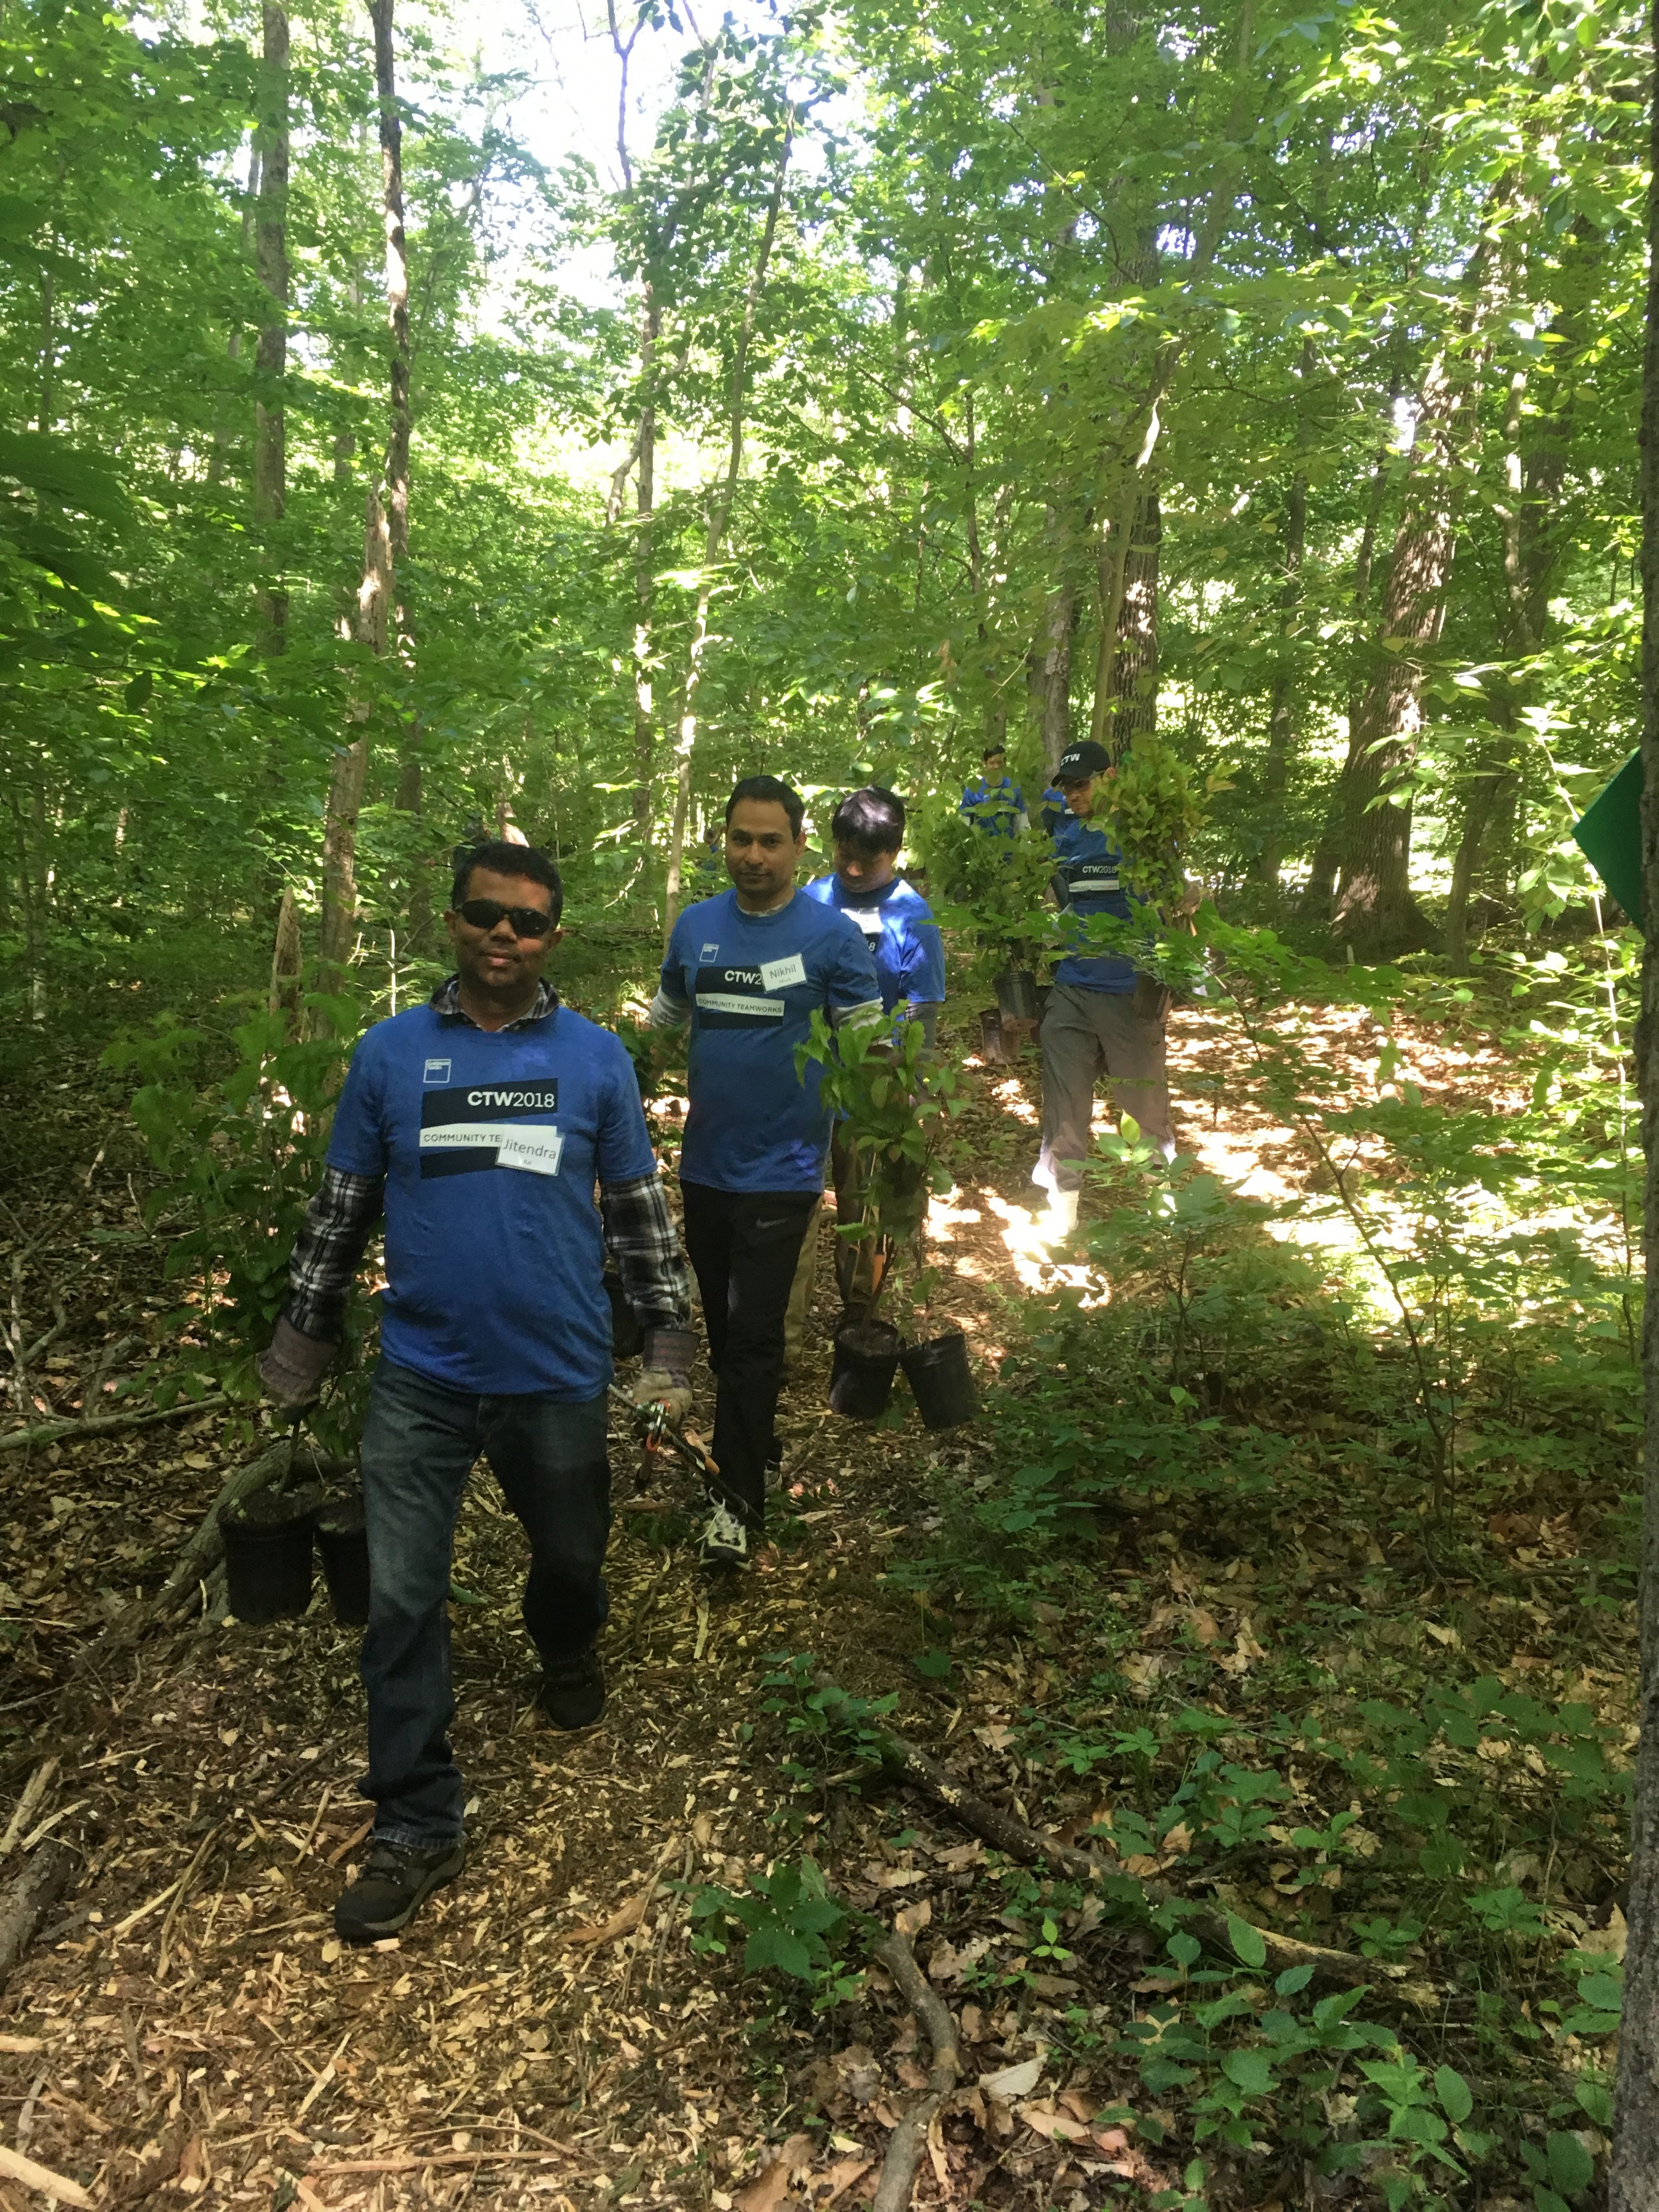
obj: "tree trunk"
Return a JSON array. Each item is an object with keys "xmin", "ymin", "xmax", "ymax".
[
  {"xmin": 1251, "ymin": 337, "xmax": 1314, "ymax": 887},
  {"xmin": 317, "ymin": 0, "xmax": 409, "ymax": 986},
  {"xmin": 1088, "ymin": 480, "xmax": 1137, "ymax": 751},
  {"xmin": 662, "ymin": 110, "xmax": 794, "ymax": 946},
  {"xmin": 1609, "ymin": 3, "xmax": 1659, "ymax": 2191},
  {"xmin": 1037, "ymin": 523, "xmax": 1077, "ymax": 777},
  {"xmin": 252, "ymin": 2, "xmax": 289, "ymax": 651},
  {"xmin": 1108, "ymin": 492, "xmax": 1161, "ymax": 752},
  {"xmin": 1443, "ymin": 770, "xmax": 1509, "ymax": 973},
  {"xmin": 630, "ymin": 289, "xmax": 660, "ymax": 835},
  {"xmin": 1301, "ymin": 431, "xmax": 1393, "ymax": 919}
]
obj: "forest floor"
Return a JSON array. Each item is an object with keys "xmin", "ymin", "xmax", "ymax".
[{"xmin": 0, "ymin": 994, "xmax": 1632, "ymax": 2212}]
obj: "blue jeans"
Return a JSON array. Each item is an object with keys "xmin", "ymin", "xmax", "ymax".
[{"xmin": 357, "ymin": 1357, "xmax": 611, "ymax": 1849}]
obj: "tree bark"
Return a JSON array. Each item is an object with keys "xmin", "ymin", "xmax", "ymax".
[
  {"xmin": 1109, "ymin": 491, "xmax": 1161, "ymax": 751},
  {"xmin": 1609, "ymin": 3, "xmax": 1659, "ymax": 2190},
  {"xmin": 629, "ymin": 290, "xmax": 660, "ymax": 834},
  {"xmin": 318, "ymin": 0, "xmax": 410, "ymax": 985},
  {"xmin": 1036, "ymin": 512, "xmax": 1077, "ymax": 776},
  {"xmin": 662, "ymin": 110, "xmax": 794, "ymax": 945},
  {"xmin": 1251, "ymin": 336, "xmax": 1314, "ymax": 887},
  {"xmin": 252, "ymin": 2, "xmax": 289, "ymax": 651},
  {"xmin": 0, "ymin": 1844, "xmax": 74, "ymax": 1990}
]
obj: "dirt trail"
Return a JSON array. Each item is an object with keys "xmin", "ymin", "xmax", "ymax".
[{"xmin": 0, "ymin": 997, "xmax": 1499, "ymax": 2210}]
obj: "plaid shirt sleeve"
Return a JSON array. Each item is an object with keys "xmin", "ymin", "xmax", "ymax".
[
  {"xmin": 285, "ymin": 1166, "xmax": 385, "ymax": 1342},
  {"xmin": 601, "ymin": 1171, "xmax": 692, "ymax": 1335}
]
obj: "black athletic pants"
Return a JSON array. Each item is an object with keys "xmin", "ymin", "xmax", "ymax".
[{"xmin": 680, "ymin": 1181, "xmax": 818, "ymax": 1528}]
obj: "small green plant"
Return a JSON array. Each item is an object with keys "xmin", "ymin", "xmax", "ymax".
[
  {"xmin": 687, "ymin": 1854, "xmax": 865, "ymax": 2008},
  {"xmin": 1105, "ymin": 736, "xmax": 1226, "ymax": 904},
  {"xmin": 795, "ymin": 1005, "xmax": 963, "ymax": 1318}
]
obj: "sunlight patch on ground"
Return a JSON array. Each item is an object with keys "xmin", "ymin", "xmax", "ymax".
[{"xmin": 992, "ymin": 1077, "xmax": 1039, "ymax": 1125}]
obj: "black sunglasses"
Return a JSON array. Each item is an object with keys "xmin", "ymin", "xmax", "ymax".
[{"xmin": 456, "ymin": 897, "xmax": 554, "ymax": 938}]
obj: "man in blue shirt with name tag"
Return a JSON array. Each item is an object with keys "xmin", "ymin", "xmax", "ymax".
[
  {"xmin": 802, "ymin": 785, "xmax": 945, "ymax": 1307},
  {"xmin": 653, "ymin": 776, "xmax": 883, "ymax": 1568},
  {"xmin": 1035, "ymin": 740, "xmax": 1176, "ymax": 1239},
  {"xmin": 256, "ymin": 840, "xmax": 694, "ymax": 1942}
]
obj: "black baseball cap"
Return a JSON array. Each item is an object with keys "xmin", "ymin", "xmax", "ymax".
[{"xmin": 1053, "ymin": 740, "xmax": 1112, "ymax": 785}]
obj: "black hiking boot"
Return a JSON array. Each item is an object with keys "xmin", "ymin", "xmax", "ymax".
[
  {"xmin": 538, "ymin": 1645, "xmax": 606, "ymax": 1731},
  {"xmin": 335, "ymin": 1836, "xmax": 465, "ymax": 1942}
]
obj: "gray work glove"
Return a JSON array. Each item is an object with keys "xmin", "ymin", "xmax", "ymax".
[
  {"xmin": 633, "ymin": 1327, "xmax": 696, "ymax": 1423},
  {"xmin": 256, "ymin": 1314, "xmax": 337, "ymax": 1410}
]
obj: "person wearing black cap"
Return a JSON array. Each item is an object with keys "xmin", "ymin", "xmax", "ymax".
[{"xmin": 1035, "ymin": 739, "xmax": 1175, "ymax": 1238}]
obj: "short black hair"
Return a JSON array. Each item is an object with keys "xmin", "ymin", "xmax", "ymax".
[
  {"xmin": 726, "ymin": 774, "xmax": 805, "ymax": 838},
  {"xmin": 450, "ymin": 839, "xmax": 564, "ymax": 926},
  {"xmin": 831, "ymin": 785, "xmax": 905, "ymax": 856},
  {"xmin": 982, "ymin": 743, "xmax": 1006, "ymax": 760}
]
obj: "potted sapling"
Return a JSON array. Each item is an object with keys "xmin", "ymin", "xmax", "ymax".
[{"xmin": 795, "ymin": 1006, "xmax": 969, "ymax": 1421}]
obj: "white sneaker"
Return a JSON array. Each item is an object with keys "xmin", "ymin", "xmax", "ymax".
[
  {"xmin": 699, "ymin": 1503, "xmax": 749, "ymax": 1570},
  {"xmin": 1036, "ymin": 1188, "xmax": 1080, "ymax": 1243}
]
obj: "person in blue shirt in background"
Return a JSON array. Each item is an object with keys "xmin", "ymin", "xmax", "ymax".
[
  {"xmin": 800, "ymin": 785, "xmax": 945, "ymax": 1309},
  {"xmin": 256, "ymin": 841, "xmax": 695, "ymax": 1942},
  {"xmin": 1034, "ymin": 739, "xmax": 1176, "ymax": 1240},
  {"xmin": 960, "ymin": 742, "xmax": 1027, "ymax": 839},
  {"xmin": 652, "ymin": 776, "xmax": 882, "ymax": 1568}
]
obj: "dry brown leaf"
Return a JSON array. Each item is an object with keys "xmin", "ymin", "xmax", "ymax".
[
  {"xmin": 735, "ymin": 2132, "xmax": 814, "ymax": 2212},
  {"xmin": 815, "ymin": 2155, "xmax": 874, "ymax": 2205},
  {"xmin": 893, "ymin": 1897, "xmax": 932, "ymax": 1938}
]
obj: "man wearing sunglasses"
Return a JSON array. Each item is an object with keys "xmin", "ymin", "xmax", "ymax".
[{"xmin": 257, "ymin": 840, "xmax": 693, "ymax": 1942}]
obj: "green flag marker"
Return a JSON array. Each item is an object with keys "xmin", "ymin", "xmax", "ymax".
[{"xmin": 1572, "ymin": 750, "xmax": 1644, "ymax": 927}]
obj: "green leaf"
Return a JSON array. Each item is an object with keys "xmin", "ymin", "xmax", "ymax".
[
  {"xmin": 744, "ymin": 1923, "xmax": 814, "ymax": 1980},
  {"xmin": 1274, "ymin": 1963, "xmax": 1314, "ymax": 1995},
  {"xmin": 1435, "ymin": 2065, "xmax": 1473, "ymax": 2125},
  {"xmin": 1220, "ymin": 2047, "xmax": 1274, "ymax": 2096},
  {"xmin": 1226, "ymin": 1913, "xmax": 1267, "ymax": 1968},
  {"xmin": 1576, "ymin": 1972, "xmax": 1622, "ymax": 2014},
  {"xmin": 1545, "ymin": 2131, "xmax": 1594, "ymax": 2195},
  {"xmin": 1573, "ymin": 2080, "xmax": 1613, "ymax": 2126}
]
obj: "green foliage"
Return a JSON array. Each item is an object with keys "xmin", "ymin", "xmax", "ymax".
[
  {"xmin": 688, "ymin": 1853, "xmax": 865, "ymax": 2008},
  {"xmin": 101, "ymin": 990, "xmax": 372, "ymax": 1452},
  {"xmin": 1105, "ymin": 738, "xmax": 1224, "ymax": 905}
]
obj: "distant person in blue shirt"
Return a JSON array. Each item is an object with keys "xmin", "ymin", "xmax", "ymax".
[
  {"xmin": 960, "ymin": 743, "xmax": 1027, "ymax": 839},
  {"xmin": 801, "ymin": 786, "xmax": 946, "ymax": 1309},
  {"xmin": 256, "ymin": 841, "xmax": 694, "ymax": 1943},
  {"xmin": 691, "ymin": 818, "xmax": 723, "ymax": 889},
  {"xmin": 652, "ymin": 776, "xmax": 882, "ymax": 1567},
  {"xmin": 1034, "ymin": 739, "xmax": 1176, "ymax": 1239}
]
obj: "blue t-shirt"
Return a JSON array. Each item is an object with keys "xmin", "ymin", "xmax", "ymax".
[
  {"xmin": 800, "ymin": 871, "xmax": 946, "ymax": 1014},
  {"xmin": 960, "ymin": 775, "xmax": 1024, "ymax": 838},
  {"xmin": 1043, "ymin": 803, "xmax": 1145, "ymax": 995},
  {"xmin": 661, "ymin": 887, "xmax": 882, "ymax": 1192},
  {"xmin": 326, "ymin": 1001, "xmax": 657, "ymax": 1398}
]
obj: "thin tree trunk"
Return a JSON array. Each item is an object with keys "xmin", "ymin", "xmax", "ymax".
[
  {"xmin": 1302, "ymin": 427, "xmax": 1393, "ymax": 918},
  {"xmin": 1089, "ymin": 479, "xmax": 1138, "ymax": 751},
  {"xmin": 1109, "ymin": 492, "xmax": 1162, "ymax": 749},
  {"xmin": 252, "ymin": 3, "xmax": 289, "ymax": 650},
  {"xmin": 662, "ymin": 111, "xmax": 794, "ymax": 946},
  {"xmin": 208, "ymin": 147, "xmax": 261, "ymax": 490},
  {"xmin": 1615, "ymin": 13, "xmax": 1659, "ymax": 2193},
  {"xmin": 1037, "ymin": 511, "xmax": 1077, "ymax": 776},
  {"xmin": 1251, "ymin": 337, "xmax": 1314, "ymax": 887},
  {"xmin": 317, "ymin": 0, "xmax": 409, "ymax": 985},
  {"xmin": 36, "ymin": 260, "xmax": 52, "ymax": 433},
  {"xmin": 1609, "ymin": 14, "xmax": 1659, "ymax": 2187},
  {"xmin": 630, "ymin": 289, "xmax": 660, "ymax": 834}
]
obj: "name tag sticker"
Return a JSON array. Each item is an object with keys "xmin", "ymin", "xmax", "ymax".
[
  {"xmin": 494, "ymin": 1127, "xmax": 564, "ymax": 1177},
  {"xmin": 760, "ymin": 953, "xmax": 807, "ymax": 992},
  {"xmin": 847, "ymin": 909, "xmax": 884, "ymax": 937}
]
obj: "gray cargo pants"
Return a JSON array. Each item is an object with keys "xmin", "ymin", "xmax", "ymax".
[{"xmin": 1036, "ymin": 981, "xmax": 1174, "ymax": 1192}]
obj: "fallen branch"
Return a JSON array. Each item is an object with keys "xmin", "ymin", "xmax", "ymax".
[
  {"xmin": 0, "ymin": 1759, "xmax": 57, "ymax": 1859},
  {"xmin": 871, "ymin": 1929, "xmax": 960, "ymax": 2212},
  {"xmin": 0, "ymin": 1842, "xmax": 76, "ymax": 1990},
  {"xmin": 816, "ymin": 1678, "xmax": 1379, "ymax": 1991},
  {"xmin": 0, "ymin": 2140, "xmax": 95, "ymax": 2207},
  {"xmin": 0, "ymin": 1392, "xmax": 226, "ymax": 1453}
]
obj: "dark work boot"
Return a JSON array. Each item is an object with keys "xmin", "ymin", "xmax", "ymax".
[
  {"xmin": 538, "ymin": 1645, "xmax": 606, "ymax": 1730},
  {"xmin": 335, "ymin": 1836, "xmax": 465, "ymax": 1942}
]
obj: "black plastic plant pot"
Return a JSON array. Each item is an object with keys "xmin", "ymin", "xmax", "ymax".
[
  {"xmin": 317, "ymin": 1492, "xmax": 371, "ymax": 1627},
  {"xmin": 978, "ymin": 1008, "xmax": 1007, "ymax": 1066},
  {"xmin": 900, "ymin": 1330, "xmax": 978, "ymax": 1431},
  {"xmin": 221, "ymin": 1484, "xmax": 321, "ymax": 1624},
  {"xmin": 994, "ymin": 965, "xmax": 1040, "ymax": 1023},
  {"xmin": 829, "ymin": 1319, "xmax": 902, "ymax": 1420},
  {"xmin": 606, "ymin": 1266, "xmax": 644, "ymax": 1360}
]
